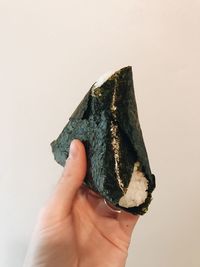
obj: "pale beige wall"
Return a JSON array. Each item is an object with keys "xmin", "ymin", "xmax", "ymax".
[{"xmin": 0, "ymin": 1, "xmax": 200, "ymax": 266}]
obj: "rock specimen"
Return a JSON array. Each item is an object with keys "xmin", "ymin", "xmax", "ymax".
[{"xmin": 51, "ymin": 66, "xmax": 155, "ymax": 215}]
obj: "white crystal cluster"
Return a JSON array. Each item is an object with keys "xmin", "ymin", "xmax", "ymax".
[{"xmin": 119, "ymin": 162, "xmax": 148, "ymax": 208}]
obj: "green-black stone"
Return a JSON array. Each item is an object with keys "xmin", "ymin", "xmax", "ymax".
[{"xmin": 51, "ymin": 66, "xmax": 156, "ymax": 215}]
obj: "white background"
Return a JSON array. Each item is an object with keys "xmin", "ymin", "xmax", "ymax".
[{"xmin": 0, "ymin": 1, "xmax": 200, "ymax": 266}]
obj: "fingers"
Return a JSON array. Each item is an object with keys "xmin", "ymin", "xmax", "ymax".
[{"xmin": 45, "ymin": 139, "xmax": 87, "ymax": 219}]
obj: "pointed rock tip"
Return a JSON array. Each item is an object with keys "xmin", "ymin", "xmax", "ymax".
[{"xmin": 93, "ymin": 66, "xmax": 132, "ymax": 89}]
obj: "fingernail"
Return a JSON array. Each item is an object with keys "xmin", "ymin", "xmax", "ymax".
[{"xmin": 69, "ymin": 140, "xmax": 78, "ymax": 158}]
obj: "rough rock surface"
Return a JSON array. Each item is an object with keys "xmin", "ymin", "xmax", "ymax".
[{"xmin": 51, "ymin": 66, "xmax": 155, "ymax": 215}]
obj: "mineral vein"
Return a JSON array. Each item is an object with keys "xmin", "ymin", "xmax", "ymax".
[{"xmin": 110, "ymin": 84, "xmax": 125, "ymax": 193}]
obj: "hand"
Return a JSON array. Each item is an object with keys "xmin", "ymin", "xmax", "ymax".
[{"xmin": 23, "ymin": 139, "xmax": 139, "ymax": 267}]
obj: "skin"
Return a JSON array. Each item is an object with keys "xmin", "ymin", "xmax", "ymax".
[{"xmin": 24, "ymin": 139, "xmax": 139, "ymax": 267}]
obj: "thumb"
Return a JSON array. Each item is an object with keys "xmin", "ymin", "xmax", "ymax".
[{"xmin": 44, "ymin": 139, "xmax": 87, "ymax": 219}]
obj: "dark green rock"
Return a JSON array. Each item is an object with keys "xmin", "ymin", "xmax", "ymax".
[{"xmin": 51, "ymin": 66, "xmax": 155, "ymax": 215}]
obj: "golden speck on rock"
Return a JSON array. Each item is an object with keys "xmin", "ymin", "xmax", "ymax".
[{"xmin": 91, "ymin": 87, "xmax": 102, "ymax": 97}]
